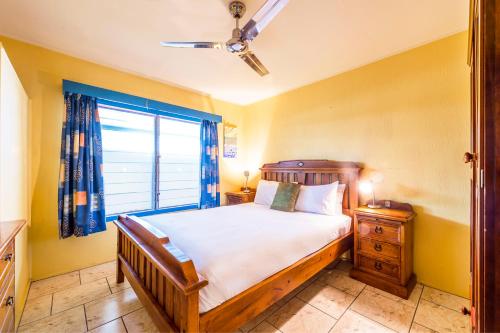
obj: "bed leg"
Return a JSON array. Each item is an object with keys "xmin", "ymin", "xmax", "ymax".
[
  {"xmin": 117, "ymin": 260, "xmax": 124, "ymax": 283},
  {"xmin": 183, "ymin": 293, "xmax": 200, "ymax": 333},
  {"xmin": 349, "ymin": 247, "xmax": 355, "ymax": 262},
  {"xmin": 116, "ymin": 230, "xmax": 125, "ymax": 283}
]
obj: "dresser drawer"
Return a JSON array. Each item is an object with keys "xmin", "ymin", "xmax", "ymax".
[
  {"xmin": 358, "ymin": 255, "xmax": 400, "ymax": 280},
  {"xmin": 358, "ymin": 237, "xmax": 400, "ymax": 260},
  {"xmin": 0, "ymin": 241, "xmax": 14, "ymax": 285},
  {"xmin": 358, "ymin": 218, "xmax": 400, "ymax": 244},
  {"xmin": 0, "ymin": 266, "xmax": 15, "ymax": 333}
]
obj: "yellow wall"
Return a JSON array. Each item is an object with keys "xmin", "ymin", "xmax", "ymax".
[
  {"xmin": 0, "ymin": 35, "xmax": 245, "ymax": 280},
  {"xmin": 242, "ymin": 32, "xmax": 470, "ymax": 297}
]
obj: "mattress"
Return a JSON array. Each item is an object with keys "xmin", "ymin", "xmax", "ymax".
[{"xmin": 141, "ymin": 203, "xmax": 351, "ymax": 313}]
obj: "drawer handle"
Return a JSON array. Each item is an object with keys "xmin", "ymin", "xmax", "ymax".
[
  {"xmin": 374, "ymin": 226, "xmax": 383, "ymax": 234},
  {"xmin": 374, "ymin": 243, "xmax": 382, "ymax": 252},
  {"xmin": 2, "ymin": 253, "xmax": 12, "ymax": 262},
  {"xmin": 5, "ymin": 296, "xmax": 13, "ymax": 307},
  {"xmin": 374, "ymin": 262, "xmax": 383, "ymax": 271}
]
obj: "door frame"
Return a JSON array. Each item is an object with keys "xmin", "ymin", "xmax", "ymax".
[{"xmin": 468, "ymin": 0, "xmax": 500, "ymax": 331}]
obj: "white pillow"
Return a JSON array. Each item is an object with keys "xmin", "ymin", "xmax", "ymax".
[
  {"xmin": 336, "ymin": 184, "xmax": 346, "ymax": 215},
  {"xmin": 254, "ymin": 180, "xmax": 280, "ymax": 206},
  {"xmin": 295, "ymin": 182, "xmax": 339, "ymax": 215}
]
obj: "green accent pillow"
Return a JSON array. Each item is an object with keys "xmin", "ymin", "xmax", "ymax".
[{"xmin": 270, "ymin": 182, "xmax": 301, "ymax": 212}]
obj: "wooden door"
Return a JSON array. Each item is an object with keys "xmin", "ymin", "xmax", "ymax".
[
  {"xmin": 467, "ymin": 0, "xmax": 500, "ymax": 332},
  {"xmin": 467, "ymin": 0, "xmax": 480, "ymax": 328}
]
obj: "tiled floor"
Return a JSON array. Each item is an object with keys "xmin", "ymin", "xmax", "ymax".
[{"xmin": 17, "ymin": 260, "xmax": 471, "ymax": 333}]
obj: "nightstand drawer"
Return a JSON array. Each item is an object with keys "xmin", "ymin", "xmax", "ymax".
[
  {"xmin": 358, "ymin": 237, "xmax": 400, "ymax": 260},
  {"xmin": 358, "ymin": 218, "xmax": 400, "ymax": 244},
  {"xmin": 225, "ymin": 191, "xmax": 255, "ymax": 206},
  {"xmin": 358, "ymin": 255, "xmax": 400, "ymax": 280},
  {"xmin": 227, "ymin": 195, "xmax": 244, "ymax": 205}
]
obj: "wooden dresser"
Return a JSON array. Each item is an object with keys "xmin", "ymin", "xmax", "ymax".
[
  {"xmin": 225, "ymin": 191, "xmax": 256, "ymax": 206},
  {"xmin": 350, "ymin": 202, "xmax": 416, "ymax": 299},
  {"xmin": 0, "ymin": 220, "xmax": 26, "ymax": 332}
]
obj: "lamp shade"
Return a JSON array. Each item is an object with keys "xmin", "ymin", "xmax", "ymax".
[
  {"xmin": 359, "ymin": 181, "xmax": 373, "ymax": 194},
  {"xmin": 243, "ymin": 170, "xmax": 250, "ymax": 177}
]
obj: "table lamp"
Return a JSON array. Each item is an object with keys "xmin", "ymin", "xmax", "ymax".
[
  {"xmin": 243, "ymin": 170, "xmax": 250, "ymax": 193},
  {"xmin": 359, "ymin": 180, "xmax": 382, "ymax": 209}
]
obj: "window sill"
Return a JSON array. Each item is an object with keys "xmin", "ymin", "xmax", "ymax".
[{"xmin": 105, "ymin": 204, "xmax": 199, "ymax": 222}]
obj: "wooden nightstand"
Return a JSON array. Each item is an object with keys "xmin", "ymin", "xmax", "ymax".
[
  {"xmin": 225, "ymin": 191, "xmax": 256, "ymax": 206},
  {"xmin": 350, "ymin": 201, "xmax": 416, "ymax": 299}
]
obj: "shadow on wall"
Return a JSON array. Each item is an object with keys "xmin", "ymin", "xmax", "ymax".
[{"xmin": 412, "ymin": 205, "xmax": 470, "ymax": 298}]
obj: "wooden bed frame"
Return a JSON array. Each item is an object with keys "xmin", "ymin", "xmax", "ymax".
[{"xmin": 114, "ymin": 160, "xmax": 361, "ymax": 332}]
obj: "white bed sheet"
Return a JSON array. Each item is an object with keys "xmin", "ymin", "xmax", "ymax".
[{"xmin": 141, "ymin": 203, "xmax": 351, "ymax": 313}]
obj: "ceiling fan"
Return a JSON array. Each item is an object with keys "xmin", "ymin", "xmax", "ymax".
[{"xmin": 160, "ymin": 0, "xmax": 289, "ymax": 76}]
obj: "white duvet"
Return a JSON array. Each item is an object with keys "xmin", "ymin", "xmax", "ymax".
[{"xmin": 142, "ymin": 203, "xmax": 351, "ymax": 313}]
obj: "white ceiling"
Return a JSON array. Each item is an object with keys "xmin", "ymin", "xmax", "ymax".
[{"xmin": 0, "ymin": 0, "xmax": 468, "ymax": 105}]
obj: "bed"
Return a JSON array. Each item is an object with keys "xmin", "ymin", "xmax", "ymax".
[{"xmin": 114, "ymin": 159, "xmax": 361, "ymax": 332}]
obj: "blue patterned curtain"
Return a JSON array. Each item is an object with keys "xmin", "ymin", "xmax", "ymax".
[
  {"xmin": 58, "ymin": 93, "xmax": 106, "ymax": 238},
  {"xmin": 200, "ymin": 120, "xmax": 220, "ymax": 209}
]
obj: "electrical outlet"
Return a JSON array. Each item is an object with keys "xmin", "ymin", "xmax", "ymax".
[{"xmin": 384, "ymin": 200, "xmax": 391, "ymax": 208}]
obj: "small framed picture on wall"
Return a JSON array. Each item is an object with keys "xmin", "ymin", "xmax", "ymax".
[{"xmin": 223, "ymin": 123, "xmax": 237, "ymax": 158}]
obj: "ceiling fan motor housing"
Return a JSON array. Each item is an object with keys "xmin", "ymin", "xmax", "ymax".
[
  {"xmin": 226, "ymin": 27, "xmax": 248, "ymax": 53},
  {"xmin": 229, "ymin": 1, "xmax": 246, "ymax": 19}
]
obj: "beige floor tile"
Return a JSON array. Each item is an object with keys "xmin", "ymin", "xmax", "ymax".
[
  {"xmin": 85, "ymin": 288, "xmax": 142, "ymax": 330},
  {"xmin": 297, "ymin": 280, "xmax": 354, "ymax": 319},
  {"xmin": 420, "ymin": 286, "xmax": 469, "ymax": 312},
  {"xmin": 123, "ymin": 308, "xmax": 160, "ymax": 333},
  {"xmin": 52, "ymin": 278, "xmax": 110, "ymax": 314},
  {"xmin": 107, "ymin": 276, "xmax": 131, "ymax": 293},
  {"xmin": 316, "ymin": 269, "xmax": 365, "ymax": 296},
  {"xmin": 18, "ymin": 305, "xmax": 86, "ymax": 333},
  {"xmin": 19, "ymin": 294, "xmax": 52, "ymax": 326},
  {"xmin": 330, "ymin": 309, "xmax": 393, "ymax": 333},
  {"xmin": 80, "ymin": 261, "xmax": 116, "ymax": 284},
  {"xmin": 410, "ymin": 322, "xmax": 437, "ymax": 333},
  {"xmin": 240, "ymin": 303, "xmax": 281, "ymax": 332},
  {"xmin": 28, "ymin": 271, "xmax": 80, "ymax": 300},
  {"xmin": 267, "ymin": 297, "xmax": 336, "ymax": 333},
  {"xmin": 414, "ymin": 299, "xmax": 470, "ymax": 333},
  {"xmin": 350, "ymin": 289, "xmax": 415, "ymax": 333},
  {"xmin": 249, "ymin": 321, "xmax": 281, "ymax": 333},
  {"xmin": 365, "ymin": 283, "xmax": 423, "ymax": 308},
  {"xmin": 90, "ymin": 318, "xmax": 127, "ymax": 333}
]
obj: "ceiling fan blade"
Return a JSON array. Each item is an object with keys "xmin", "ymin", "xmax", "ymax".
[
  {"xmin": 239, "ymin": 51, "xmax": 269, "ymax": 76},
  {"xmin": 160, "ymin": 41, "xmax": 225, "ymax": 49},
  {"xmin": 241, "ymin": 0, "xmax": 288, "ymax": 41}
]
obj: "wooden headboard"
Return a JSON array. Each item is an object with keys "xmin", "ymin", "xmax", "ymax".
[{"xmin": 260, "ymin": 160, "xmax": 361, "ymax": 216}]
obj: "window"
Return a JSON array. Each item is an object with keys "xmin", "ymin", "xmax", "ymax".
[
  {"xmin": 100, "ymin": 104, "xmax": 201, "ymax": 218},
  {"xmin": 158, "ymin": 117, "xmax": 200, "ymax": 208}
]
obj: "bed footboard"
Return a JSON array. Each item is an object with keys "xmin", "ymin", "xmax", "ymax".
[{"xmin": 115, "ymin": 215, "xmax": 207, "ymax": 333}]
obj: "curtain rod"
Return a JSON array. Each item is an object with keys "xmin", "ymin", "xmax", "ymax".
[{"xmin": 62, "ymin": 80, "xmax": 222, "ymax": 123}]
